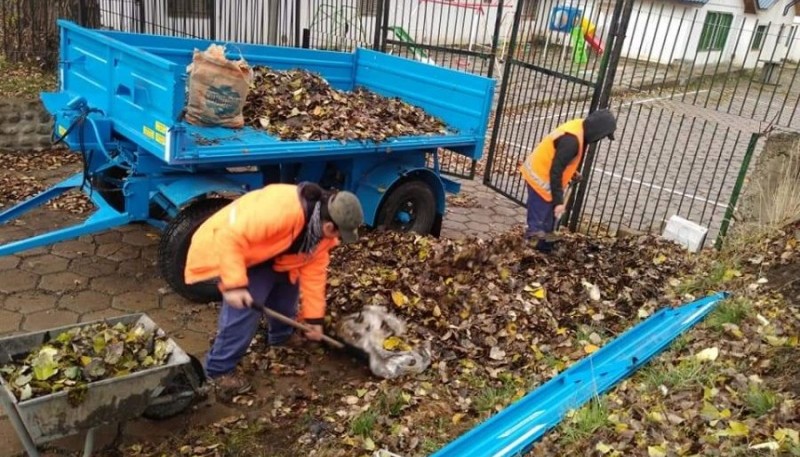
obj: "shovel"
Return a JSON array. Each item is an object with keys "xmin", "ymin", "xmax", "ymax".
[{"xmin": 250, "ymin": 302, "xmax": 369, "ymax": 361}]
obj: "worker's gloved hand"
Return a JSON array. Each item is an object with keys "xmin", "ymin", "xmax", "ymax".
[
  {"xmin": 223, "ymin": 288, "xmax": 254, "ymax": 309},
  {"xmin": 554, "ymin": 204, "xmax": 566, "ymax": 219},
  {"xmin": 571, "ymin": 172, "xmax": 582, "ymax": 183},
  {"xmin": 304, "ymin": 324, "xmax": 324, "ymax": 341}
]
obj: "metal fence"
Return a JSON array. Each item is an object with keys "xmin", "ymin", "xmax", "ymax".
[
  {"xmin": 2, "ymin": 0, "xmax": 798, "ymax": 246},
  {"xmin": 486, "ymin": 0, "xmax": 800, "ymax": 246}
]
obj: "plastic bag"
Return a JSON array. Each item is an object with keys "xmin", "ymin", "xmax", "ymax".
[{"xmin": 185, "ymin": 44, "xmax": 253, "ymax": 128}]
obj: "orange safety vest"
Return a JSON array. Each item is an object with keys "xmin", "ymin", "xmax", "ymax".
[
  {"xmin": 519, "ymin": 119, "xmax": 585, "ymax": 202},
  {"xmin": 184, "ymin": 184, "xmax": 339, "ymax": 321}
]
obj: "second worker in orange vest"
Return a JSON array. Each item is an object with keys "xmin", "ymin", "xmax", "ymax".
[{"xmin": 519, "ymin": 109, "xmax": 616, "ymax": 251}]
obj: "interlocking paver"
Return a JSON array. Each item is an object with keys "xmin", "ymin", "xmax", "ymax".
[
  {"xmin": 0, "ymin": 270, "xmax": 39, "ymax": 293},
  {"xmin": 173, "ymin": 329, "xmax": 212, "ymax": 356},
  {"xmin": 39, "ymin": 272, "xmax": 87, "ymax": 293},
  {"xmin": 112, "ymin": 290, "xmax": 159, "ymax": 313},
  {"xmin": 58, "ymin": 290, "xmax": 112, "ymax": 314},
  {"xmin": 22, "ymin": 309, "xmax": 79, "ymax": 331},
  {"xmin": 69, "ymin": 256, "xmax": 118, "ymax": 278},
  {"xmin": 2, "ymin": 291, "xmax": 58, "ymax": 313},
  {"xmin": 91, "ymin": 274, "xmax": 141, "ymax": 295},
  {"xmin": 94, "ymin": 231, "xmax": 122, "ymax": 244},
  {"xmin": 160, "ymin": 293, "xmax": 192, "ymax": 311},
  {"xmin": 0, "ymin": 256, "xmax": 20, "ymax": 270},
  {"xmin": 96, "ymin": 242, "xmax": 141, "ymax": 262},
  {"xmin": 79, "ymin": 308, "xmax": 128, "ymax": 323},
  {"xmin": 0, "ymin": 309, "xmax": 22, "ymax": 333},
  {"xmin": 122, "ymin": 230, "xmax": 158, "ymax": 247},
  {"xmin": 146, "ymin": 309, "xmax": 187, "ymax": 333},
  {"xmin": 20, "ymin": 254, "xmax": 70, "ymax": 275},
  {"xmin": 51, "ymin": 239, "xmax": 95, "ymax": 258},
  {"xmin": 15, "ymin": 247, "xmax": 49, "ymax": 258}
]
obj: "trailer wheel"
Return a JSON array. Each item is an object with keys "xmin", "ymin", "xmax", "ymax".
[
  {"xmin": 376, "ymin": 180, "xmax": 437, "ymax": 235},
  {"xmin": 158, "ymin": 198, "xmax": 231, "ymax": 303}
]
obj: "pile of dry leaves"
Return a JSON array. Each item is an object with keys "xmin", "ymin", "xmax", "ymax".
[
  {"xmin": 242, "ymin": 67, "xmax": 450, "ymax": 142},
  {"xmin": 0, "ymin": 149, "xmax": 91, "ymax": 215},
  {"xmin": 120, "ymin": 228, "xmax": 697, "ymax": 457},
  {"xmin": 529, "ymin": 222, "xmax": 800, "ymax": 456}
]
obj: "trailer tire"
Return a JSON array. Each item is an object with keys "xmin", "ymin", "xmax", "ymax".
[
  {"xmin": 158, "ymin": 198, "xmax": 231, "ymax": 304},
  {"xmin": 376, "ymin": 180, "xmax": 437, "ymax": 235}
]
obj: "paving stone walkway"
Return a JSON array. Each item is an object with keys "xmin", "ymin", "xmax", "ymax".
[{"xmin": 0, "ymin": 175, "xmax": 526, "ymax": 456}]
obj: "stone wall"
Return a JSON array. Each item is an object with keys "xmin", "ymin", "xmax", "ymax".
[{"xmin": 0, "ymin": 98, "xmax": 54, "ymax": 151}]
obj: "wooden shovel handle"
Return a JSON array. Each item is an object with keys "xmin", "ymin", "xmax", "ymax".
[{"xmin": 255, "ymin": 304, "xmax": 345, "ymax": 349}]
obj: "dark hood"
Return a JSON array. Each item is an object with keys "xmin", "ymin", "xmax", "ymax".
[{"xmin": 583, "ymin": 109, "xmax": 617, "ymax": 143}]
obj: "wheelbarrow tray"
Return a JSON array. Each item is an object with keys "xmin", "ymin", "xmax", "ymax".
[{"xmin": 0, "ymin": 313, "xmax": 191, "ymax": 444}]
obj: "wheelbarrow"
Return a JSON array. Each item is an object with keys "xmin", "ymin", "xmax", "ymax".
[{"xmin": 0, "ymin": 313, "xmax": 207, "ymax": 457}]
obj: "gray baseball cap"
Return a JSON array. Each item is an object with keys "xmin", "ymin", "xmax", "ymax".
[{"xmin": 328, "ymin": 191, "xmax": 364, "ymax": 244}]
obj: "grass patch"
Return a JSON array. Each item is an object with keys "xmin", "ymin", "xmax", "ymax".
[
  {"xmin": 378, "ymin": 389, "xmax": 410, "ymax": 417},
  {"xmin": 743, "ymin": 384, "xmax": 778, "ymax": 417},
  {"xmin": 674, "ymin": 260, "xmax": 740, "ymax": 296},
  {"xmin": 473, "ymin": 384, "xmax": 516, "ymax": 413},
  {"xmin": 421, "ymin": 438, "xmax": 444, "ymax": 453},
  {"xmin": 640, "ymin": 358, "xmax": 715, "ymax": 391},
  {"xmin": 558, "ymin": 397, "xmax": 610, "ymax": 444},
  {"xmin": 350, "ymin": 409, "xmax": 378, "ymax": 437},
  {"xmin": 707, "ymin": 298, "xmax": 752, "ymax": 331}
]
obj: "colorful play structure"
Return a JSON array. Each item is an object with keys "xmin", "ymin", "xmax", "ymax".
[{"xmin": 545, "ymin": 5, "xmax": 604, "ymax": 64}]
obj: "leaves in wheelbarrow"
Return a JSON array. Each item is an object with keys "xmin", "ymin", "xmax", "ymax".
[
  {"xmin": 242, "ymin": 66, "xmax": 451, "ymax": 142},
  {"xmin": 0, "ymin": 321, "xmax": 173, "ymax": 404}
]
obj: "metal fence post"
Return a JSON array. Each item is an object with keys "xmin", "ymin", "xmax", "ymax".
[
  {"xmin": 482, "ymin": 0, "xmax": 525, "ymax": 186},
  {"xmin": 373, "ymin": 0, "xmax": 386, "ymax": 51},
  {"xmin": 715, "ymin": 132, "xmax": 761, "ymax": 249},
  {"xmin": 567, "ymin": 0, "xmax": 634, "ymax": 232},
  {"xmin": 486, "ymin": 0, "xmax": 504, "ymax": 79},
  {"xmin": 78, "ymin": 0, "xmax": 86, "ymax": 26}
]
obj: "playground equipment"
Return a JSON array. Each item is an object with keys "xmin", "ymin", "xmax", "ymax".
[
  {"xmin": 0, "ymin": 20, "xmax": 495, "ymax": 304},
  {"xmin": 545, "ymin": 5, "xmax": 604, "ymax": 64}
]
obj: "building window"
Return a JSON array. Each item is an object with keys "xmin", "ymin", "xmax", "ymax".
[
  {"xmin": 358, "ymin": 0, "xmax": 379, "ymax": 17},
  {"xmin": 697, "ymin": 12, "xmax": 733, "ymax": 52},
  {"xmin": 751, "ymin": 25, "xmax": 768, "ymax": 50},
  {"xmin": 168, "ymin": 0, "xmax": 212, "ymax": 19}
]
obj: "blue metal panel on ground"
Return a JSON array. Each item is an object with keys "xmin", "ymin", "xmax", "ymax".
[{"xmin": 431, "ymin": 292, "xmax": 730, "ymax": 457}]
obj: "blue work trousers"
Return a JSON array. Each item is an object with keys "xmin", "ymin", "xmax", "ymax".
[
  {"xmin": 525, "ymin": 184, "xmax": 556, "ymax": 252},
  {"xmin": 204, "ymin": 261, "xmax": 300, "ymax": 378}
]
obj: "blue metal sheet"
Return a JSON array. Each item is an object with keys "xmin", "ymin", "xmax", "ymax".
[{"xmin": 431, "ymin": 292, "xmax": 730, "ymax": 457}]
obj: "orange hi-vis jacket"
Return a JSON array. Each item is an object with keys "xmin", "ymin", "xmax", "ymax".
[
  {"xmin": 183, "ymin": 184, "xmax": 339, "ymax": 321},
  {"xmin": 520, "ymin": 119, "xmax": 585, "ymax": 202}
]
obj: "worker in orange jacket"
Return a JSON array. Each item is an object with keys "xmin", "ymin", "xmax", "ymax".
[
  {"xmin": 184, "ymin": 182, "xmax": 364, "ymax": 399},
  {"xmin": 519, "ymin": 109, "xmax": 616, "ymax": 252}
]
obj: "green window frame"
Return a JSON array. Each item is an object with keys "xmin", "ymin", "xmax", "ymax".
[
  {"xmin": 698, "ymin": 12, "xmax": 733, "ymax": 52},
  {"xmin": 752, "ymin": 25, "xmax": 768, "ymax": 50}
]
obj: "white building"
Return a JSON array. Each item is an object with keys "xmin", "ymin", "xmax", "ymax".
[{"xmin": 98, "ymin": 0, "xmax": 799, "ymax": 69}]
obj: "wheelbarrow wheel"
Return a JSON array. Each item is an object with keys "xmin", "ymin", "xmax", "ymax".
[
  {"xmin": 143, "ymin": 354, "xmax": 207, "ymax": 420},
  {"xmin": 158, "ymin": 197, "xmax": 231, "ymax": 303},
  {"xmin": 376, "ymin": 180, "xmax": 436, "ymax": 235}
]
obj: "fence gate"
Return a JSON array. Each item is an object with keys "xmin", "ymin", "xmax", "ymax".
[{"xmin": 484, "ymin": 0, "xmax": 627, "ymax": 218}]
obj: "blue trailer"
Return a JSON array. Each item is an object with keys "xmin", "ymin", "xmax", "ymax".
[{"xmin": 0, "ymin": 21, "xmax": 495, "ymax": 303}]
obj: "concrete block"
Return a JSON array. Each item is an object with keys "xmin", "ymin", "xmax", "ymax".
[{"xmin": 662, "ymin": 215, "xmax": 708, "ymax": 253}]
